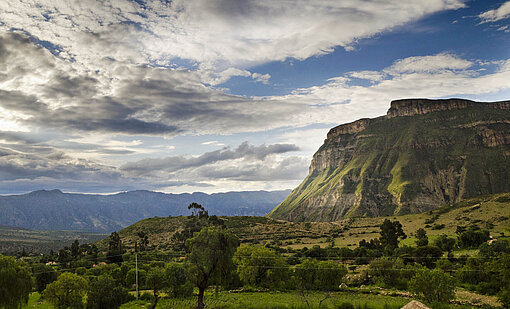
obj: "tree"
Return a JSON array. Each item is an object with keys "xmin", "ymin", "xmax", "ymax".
[
  {"xmin": 409, "ymin": 268, "xmax": 455, "ymax": 304},
  {"xmin": 434, "ymin": 234, "xmax": 456, "ymax": 255},
  {"xmin": 295, "ymin": 259, "xmax": 347, "ymax": 307},
  {"xmin": 498, "ymin": 254, "xmax": 510, "ymax": 308},
  {"xmin": 86, "ymin": 275, "xmax": 132, "ymax": 309},
  {"xmin": 33, "ymin": 263, "xmax": 58, "ymax": 293},
  {"xmin": 415, "ymin": 228, "xmax": 428, "ymax": 247},
  {"xmin": 71, "ymin": 239, "xmax": 81, "ymax": 259},
  {"xmin": 0, "ymin": 254, "xmax": 32, "ymax": 309},
  {"xmin": 146, "ymin": 269, "xmax": 167, "ymax": 309},
  {"xmin": 234, "ymin": 245, "xmax": 289, "ymax": 289},
  {"xmin": 107, "ymin": 232, "xmax": 124, "ymax": 264},
  {"xmin": 126, "ymin": 268, "xmax": 146, "ymax": 288},
  {"xmin": 165, "ymin": 263, "xmax": 193, "ymax": 298},
  {"xmin": 188, "ymin": 202, "xmax": 207, "ymax": 218},
  {"xmin": 458, "ymin": 228, "xmax": 490, "ymax": 249},
  {"xmin": 44, "ymin": 272, "xmax": 88, "ymax": 309},
  {"xmin": 186, "ymin": 226, "xmax": 239, "ymax": 309},
  {"xmin": 137, "ymin": 231, "xmax": 149, "ymax": 251},
  {"xmin": 413, "ymin": 245, "xmax": 443, "ymax": 268},
  {"xmin": 379, "ymin": 219, "xmax": 406, "ymax": 253}
]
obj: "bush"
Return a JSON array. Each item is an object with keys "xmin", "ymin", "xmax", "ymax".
[
  {"xmin": 409, "ymin": 268, "xmax": 455, "ymax": 304},
  {"xmin": 86, "ymin": 275, "xmax": 133, "ymax": 309}
]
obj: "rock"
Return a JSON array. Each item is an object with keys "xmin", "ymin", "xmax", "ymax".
[{"xmin": 268, "ymin": 98, "xmax": 510, "ymax": 221}]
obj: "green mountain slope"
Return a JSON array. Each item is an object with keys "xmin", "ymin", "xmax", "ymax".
[
  {"xmin": 268, "ymin": 98, "xmax": 510, "ymax": 221},
  {"xmin": 95, "ymin": 193, "xmax": 510, "ymax": 251}
]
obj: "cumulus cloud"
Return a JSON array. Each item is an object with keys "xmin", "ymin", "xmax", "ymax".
[
  {"xmin": 120, "ymin": 141, "xmax": 300, "ymax": 175},
  {"xmin": 0, "ymin": 33, "xmax": 304, "ymax": 135},
  {"xmin": 0, "ymin": 0, "xmax": 466, "ymax": 79},
  {"xmin": 479, "ymin": 1, "xmax": 510, "ymax": 23},
  {"xmin": 385, "ymin": 53, "xmax": 473, "ymax": 74}
]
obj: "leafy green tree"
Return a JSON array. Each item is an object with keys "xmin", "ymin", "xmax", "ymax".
[
  {"xmin": 458, "ymin": 228, "xmax": 490, "ymax": 249},
  {"xmin": 165, "ymin": 263, "xmax": 193, "ymax": 298},
  {"xmin": 137, "ymin": 231, "xmax": 149, "ymax": 251},
  {"xmin": 33, "ymin": 263, "xmax": 58, "ymax": 293},
  {"xmin": 434, "ymin": 234, "xmax": 456, "ymax": 254},
  {"xmin": 186, "ymin": 226, "xmax": 239, "ymax": 309},
  {"xmin": 146, "ymin": 269, "xmax": 167, "ymax": 309},
  {"xmin": 368, "ymin": 257, "xmax": 416, "ymax": 290},
  {"xmin": 71, "ymin": 240, "xmax": 81, "ymax": 259},
  {"xmin": 126, "ymin": 268, "xmax": 146, "ymax": 288},
  {"xmin": 107, "ymin": 232, "xmax": 124, "ymax": 264},
  {"xmin": 413, "ymin": 245, "xmax": 443, "ymax": 268},
  {"xmin": 415, "ymin": 228, "xmax": 428, "ymax": 247},
  {"xmin": 44, "ymin": 272, "xmax": 88, "ymax": 309},
  {"xmin": 499, "ymin": 254, "xmax": 510, "ymax": 308},
  {"xmin": 409, "ymin": 268, "xmax": 455, "ymax": 304},
  {"xmin": 295, "ymin": 259, "xmax": 347, "ymax": 291},
  {"xmin": 234, "ymin": 245, "xmax": 289, "ymax": 289},
  {"xmin": 379, "ymin": 219, "xmax": 406, "ymax": 253},
  {"xmin": 0, "ymin": 254, "xmax": 32, "ymax": 309},
  {"xmin": 86, "ymin": 276, "xmax": 132, "ymax": 309}
]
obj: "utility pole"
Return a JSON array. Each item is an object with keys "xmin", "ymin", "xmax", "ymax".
[{"xmin": 135, "ymin": 251, "xmax": 139, "ymax": 300}]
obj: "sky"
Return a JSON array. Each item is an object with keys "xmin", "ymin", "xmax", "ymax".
[{"xmin": 0, "ymin": 0, "xmax": 509, "ymax": 195}]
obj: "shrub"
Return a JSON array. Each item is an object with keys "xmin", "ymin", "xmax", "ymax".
[{"xmin": 409, "ymin": 268, "xmax": 455, "ymax": 304}]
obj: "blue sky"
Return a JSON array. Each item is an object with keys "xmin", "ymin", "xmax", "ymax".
[{"xmin": 0, "ymin": 0, "xmax": 509, "ymax": 194}]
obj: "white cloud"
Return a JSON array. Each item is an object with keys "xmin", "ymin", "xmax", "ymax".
[
  {"xmin": 0, "ymin": 0, "xmax": 466, "ymax": 74},
  {"xmin": 479, "ymin": 1, "xmax": 510, "ymax": 23},
  {"xmin": 385, "ymin": 53, "xmax": 473, "ymax": 74}
]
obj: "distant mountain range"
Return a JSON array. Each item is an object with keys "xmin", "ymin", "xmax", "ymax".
[
  {"xmin": 269, "ymin": 98, "xmax": 510, "ymax": 221},
  {"xmin": 0, "ymin": 189, "xmax": 290, "ymax": 232}
]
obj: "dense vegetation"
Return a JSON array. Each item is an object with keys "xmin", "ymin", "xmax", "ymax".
[{"xmin": 1, "ymin": 197, "xmax": 509, "ymax": 308}]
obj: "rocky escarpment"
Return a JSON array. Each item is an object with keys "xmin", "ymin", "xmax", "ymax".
[{"xmin": 268, "ymin": 98, "xmax": 510, "ymax": 222}]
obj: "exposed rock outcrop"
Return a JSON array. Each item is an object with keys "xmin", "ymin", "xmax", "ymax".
[{"xmin": 268, "ymin": 98, "xmax": 510, "ymax": 222}]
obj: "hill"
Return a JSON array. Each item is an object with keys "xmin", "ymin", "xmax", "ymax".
[
  {"xmin": 103, "ymin": 193, "xmax": 510, "ymax": 252},
  {"xmin": 269, "ymin": 98, "xmax": 510, "ymax": 221},
  {"xmin": 0, "ymin": 226, "xmax": 106, "ymax": 255},
  {"xmin": 0, "ymin": 189, "xmax": 290, "ymax": 232}
]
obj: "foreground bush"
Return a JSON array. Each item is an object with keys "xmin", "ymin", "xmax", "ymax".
[
  {"xmin": 44, "ymin": 272, "xmax": 88, "ymax": 309},
  {"xmin": 409, "ymin": 268, "xmax": 455, "ymax": 304}
]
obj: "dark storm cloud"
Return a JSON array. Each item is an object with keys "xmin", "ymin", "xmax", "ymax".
[{"xmin": 120, "ymin": 141, "xmax": 300, "ymax": 175}]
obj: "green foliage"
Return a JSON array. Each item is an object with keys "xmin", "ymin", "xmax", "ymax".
[
  {"xmin": 33, "ymin": 263, "xmax": 58, "ymax": 293},
  {"xmin": 86, "ymin": 275, "xmax": 133, "ymax": 309},
  {"xmin": 368, "ymin": 257, "xmax": 417, "ymax": 290},
  {"xmin": 43, "ymin": 272, "xmax": 88, "ymax": 309},
  {"xmin": 409, "ymin": 268, "xmax": 455, "ymax": 304},
  {"xmin": 165, "ymin": 263, "xmax": 194, "ymax": 298},
  {"xmin": 186, "ymin": 226, "xmax": 240, "ymax": 309},
  {"xmin": 0, "ymin": 254, "xmax": 32, "ymax": 309},
  {"xmin": 107, "ymin": 232, "xmax": 124, "ymax": 264},
  {"xmin": 379, "ymin": 219, "xmax": 406, "ymax": 253},
  {"xmin": 457, "ymin": 227, "xmax": 490, "ymax": 249},
  {"xmin": 234, "ymin": 245, "xmax": 289, "ymax": 289},
  {"xmin": 434, "ymin": 235, "xmax": 456, "ymax": 254},
  {"xmin": 146, "ymin": 268, "xmax": 167, "ymax": 308},
  {"xmin": 415, "ymin": 228, "xmax": 428, "ymax": 247},
  {"xmin": 126, "ymin": 268, "xmax": 146, "ymax": 288},
  {"xmin": 295, "ymin": 259, "xmax": 347, "ymax": 291},
  {"xmin": 413, "ymin": 245, "xmax": 443, "ymax": 268}
]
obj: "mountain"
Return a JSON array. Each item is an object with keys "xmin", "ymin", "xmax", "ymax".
[
  {"xmin": 268, "ymin": 98, "xmax": 510, "ymax": 222},
  {"xmin": 0, "ymin": 189, "xmax": 290, "ymax": 232}
]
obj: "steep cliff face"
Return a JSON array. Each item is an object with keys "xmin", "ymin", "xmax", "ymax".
[{"xmin": 268, "ymin": 98, "xmax": 510, "ymax": 222}]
